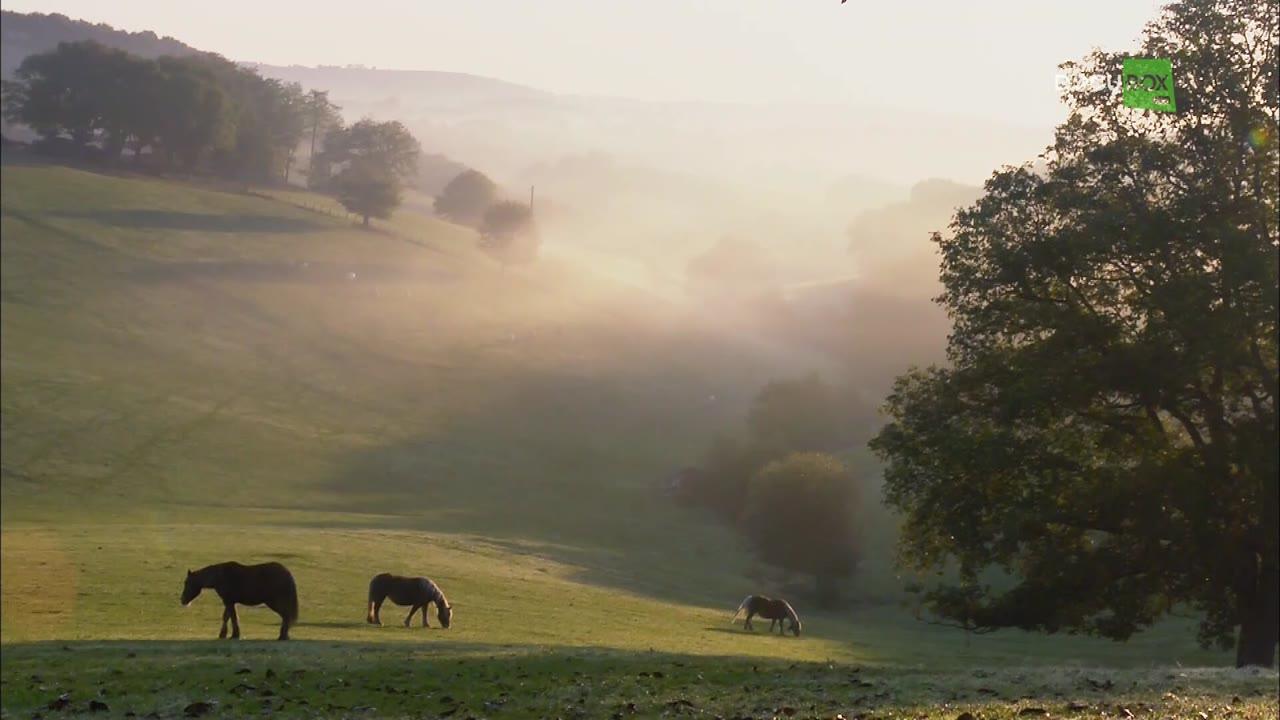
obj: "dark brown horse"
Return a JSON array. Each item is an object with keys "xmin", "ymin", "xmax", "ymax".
[
  {"xmin": 181, "ymin": 562, "xmax": 298, "ymax": 640},
  {"xmin": 366, "ymin": 573, "xmax": 452, "ymax": 628},
  {"xmin": 730, "ymin": 595, "xmax": 802, "ymax": 636}
]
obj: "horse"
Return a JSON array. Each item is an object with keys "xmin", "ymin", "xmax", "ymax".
[
  {"xmin": 730, "ymin": 595, "xmax": 802, "ymax": 636},
  {"xmin": 181, "ymin": 562, "xmax": 298, "ymax": 640},
  {"xmin": 366, "ymin": 573, "xmax": 452, "ymax": 629}
]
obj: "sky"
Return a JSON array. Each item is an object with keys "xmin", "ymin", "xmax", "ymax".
[{"xmin": 4, "ymin": 0, "xmax": 1169, "ymax": 128}]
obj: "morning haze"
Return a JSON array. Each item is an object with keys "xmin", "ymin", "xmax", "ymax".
[{"xmin": 1, "ymin": 0, "xmax": 1275, "ymax": 716}]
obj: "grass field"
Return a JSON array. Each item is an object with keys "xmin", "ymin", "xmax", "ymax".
[{"xmin": 2, "ymin": 158, "xmax": 1276, "ymax": 718}]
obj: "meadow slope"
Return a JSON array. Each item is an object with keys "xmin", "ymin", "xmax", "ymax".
[{"xmin": 1, "ymin": 159, "xmax": 1275, "ymax": 718}]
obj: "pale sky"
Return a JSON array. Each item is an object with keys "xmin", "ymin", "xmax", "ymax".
[{"xmin": 3, "ymin": 0, "xmax": 1168, "ymax": 127}]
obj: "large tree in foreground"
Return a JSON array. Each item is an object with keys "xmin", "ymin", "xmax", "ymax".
[{"xmin": 870, "ymin": 0, "xmax": 1278, "ymax": 667}]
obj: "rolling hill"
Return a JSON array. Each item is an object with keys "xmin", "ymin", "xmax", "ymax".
[{"xmin": 1, "ymin": 158, "xmax": 1269, "ymax": 718}]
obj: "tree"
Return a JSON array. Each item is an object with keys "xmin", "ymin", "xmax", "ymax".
[
  {"xmin": 5, "ymin": 40, "xmax": 122, "ymax": 147},
  {"xmin": 748, "ymin": 374, "xmax": 864, "ymax": 456},
  {"xmin": 683, "ymin": 434, "xmax": 776, "ymax": 519},
  {"xmin": 739, "ymin": 452, "xmax": 863, "ymax": 605},
  {"xmin": 478, "ymin": 200, "xmax": 538, "ymax": 265},
  {"xmin": 682, "ymin": 375, "xmax": 870, "ymax": 520},
  {"xmin": 150, "ymin": 56, "xmax": 233, "ymax": 170},
  {"xmin": 303, "ymin": 89, "xmax": 342, "ymax": 184},
  {"xmin": 870, "ymin": 0, "xmax": 1278, "ymax": 667},
  {"xmin": 434, "ymin": 169, "xmax": 497, "ymax": 226},
  {"xmin": 319, "ymin": 119, "xmax": 420, "ymax": 226},
  {"xmin": 334, "ymin": 159, "xmax": 400, "ymax": 227}
]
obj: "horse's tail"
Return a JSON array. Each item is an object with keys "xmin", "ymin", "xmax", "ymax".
[
  {"xmin": 282, "ymin": 573, "xmax": 300, "ymax": 625},
  {"xmin": 730, "ymin": 595, "xmax": 752, "ymax": 622}
]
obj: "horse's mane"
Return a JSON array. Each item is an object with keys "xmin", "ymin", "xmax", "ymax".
[
  {"xmin": 779, "ymin": 599, "xmax": 801, "ymax": 628},
  {"xmin": 192, "ymin": 563, "xmax": 226, "ymax": 581},
  {"xmin": 780, "ymin": 599, "xmax": 798, "ymax": 618}
]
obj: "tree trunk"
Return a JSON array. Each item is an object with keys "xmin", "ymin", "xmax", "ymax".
[
  {"xmin": 1238, "ymin": 461, "xmax": 1280, "ymax": 668},
  {"xmin": 1234, "ymin": 539, "xmax": 1279, "ymax": 668},
  {"xmin": 1235, "ymin": 582, "xmax": 1278, "ymax": 667}
]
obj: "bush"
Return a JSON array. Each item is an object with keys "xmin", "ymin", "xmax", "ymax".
[
  {"xmin": 739, "ymin": 452, "xmax": 863, "ymax": 605},
  {"xmin": 434, "ymin": 169, "xmax": 496, "ymax": 226}
]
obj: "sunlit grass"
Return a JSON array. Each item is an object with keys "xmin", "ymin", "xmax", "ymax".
[{"xmin": 2, "ymin": 163, "xmax": 1273, "ymax": 717}]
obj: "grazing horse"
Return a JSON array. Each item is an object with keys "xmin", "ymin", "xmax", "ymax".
[
  {"xmin": 730, "ymin": 595, "xmax": 802, "ymax": 636},
  {"xmin": 366, "ymin": 573, "xmax": 452, "ymax": 629},
  {"xmin": 181, "ymin": 562, "xmax": 298, "ymax": 640}
]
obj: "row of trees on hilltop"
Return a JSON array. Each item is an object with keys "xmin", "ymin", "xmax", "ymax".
[
  {"xmin": 1, "ymin": 39, "xmax": 541, "ymax": 247},
  {"xmin": 1, "ymin": 41, "xmax": 332, "ymax": 182},
  {"xmin": 0, "ymin": 40, "xmax": 429, "ymax": 228}
]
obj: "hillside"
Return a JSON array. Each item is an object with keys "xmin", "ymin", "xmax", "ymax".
[
  {"xmin": 1, "ymin": 157, "xmax": 1271, "ymax": 718},
  {"xmin": 0, "ymin": 10, "xmax": 200, "ymax": 78}
]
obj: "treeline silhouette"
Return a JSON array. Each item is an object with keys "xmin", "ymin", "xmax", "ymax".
[{"xmin": 2, "ymin": 40, "xmax": 328, "ymax": 183}]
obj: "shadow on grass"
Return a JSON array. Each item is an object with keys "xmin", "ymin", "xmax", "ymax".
[
  {"xmin": 1, "ymin": 638, "xmax": 1270, "ymax": 720},
  {"xmin": 53, "ymin": 209, "xmax": 324, "ymax": 233},
  {"xmin": 703, "ymin": 626, "xmax": 762, "ymax": 636},
  {"xmin": 314, "ymin": 342, "xmax": 763, "ymax": 611}
]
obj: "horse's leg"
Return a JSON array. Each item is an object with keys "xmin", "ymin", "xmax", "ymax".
[
  {"xmin": 744, "ymin": 610, "xmax": 754, "ymax": 631},
  {"xmin": 372, "ymin": 598, "xmax": 384, "ymax": 626},
  {"xmin": 422, "ymin": 602, "xmax": 430, "ymax": 628},
  {"xmin": 404, "ymin": 605, "xmax": 418, "ymax": 628},
  {"xmin": 367, "ymin": 595, "xmax": 382, "ymax": 625},
  {"xmin": 276, "ymin": 607, "xmax": 289, "ymax": 641},
  {"xmin": 769, "ymin": 618, "xmax": 777, "ymax": 633},
  {"xmin": 229, "ymin": 605, "xmax": 241, "ymax": 640},
  {"xmin": 219, "ymin": 605, "xmax": 232, "ymax": 639}
]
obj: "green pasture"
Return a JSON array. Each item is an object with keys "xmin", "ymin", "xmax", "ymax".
[{"xmin": 1, "ymin": 159, "xmax": 1274, "ymax": 717}]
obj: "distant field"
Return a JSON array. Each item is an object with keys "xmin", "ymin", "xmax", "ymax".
[{"xmin": 2, "ymin": 159, "xmax": 1275, "ymax": 717}]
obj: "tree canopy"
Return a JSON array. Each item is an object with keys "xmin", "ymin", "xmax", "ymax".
[
  {"xmin": 870, "ymin": 0, "xmax": 1278, "ymax": 667},
  {"xmin": 478, "ymin": 200, "xmax": 538, "ymax": 265},
  {"xmin": 740, "ymin": 452, "xmax": 863, "ymax": 605},
  {"xmin": 318, "ymin": 119, "xmax": 421, "ymax": 226},
  {"xmin": 3, "ymin": 41, "xmax": 306, "ymax": 180},
  {"xmin": 434, "ymin": 169, "xmax": 497, "ymax": 226}
]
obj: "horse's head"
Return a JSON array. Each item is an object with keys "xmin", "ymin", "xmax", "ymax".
[
  {"xmin": 789, "ymin": 617, "xmax": 802, "ymax": 636},
  {"xmin": 181, "ymin": 569, "xmax": 202, "ymax": 606},
  {"xmin": 437, "ymin": 602, "xmax": 453, "ymax": 629}
]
